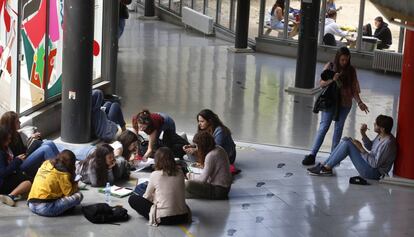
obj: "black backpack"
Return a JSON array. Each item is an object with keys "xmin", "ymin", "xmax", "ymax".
[{"xmin": 82, "ymin": 203, "xmax": 129, "ymax": 224}]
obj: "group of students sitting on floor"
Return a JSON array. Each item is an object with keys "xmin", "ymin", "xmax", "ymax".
[{"xmin": 0, "ymin": 93, "xmax": 237, "ymax": 226}]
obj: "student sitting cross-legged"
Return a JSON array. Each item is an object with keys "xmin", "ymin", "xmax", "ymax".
[
  {"xmin": 128, "ymin": 147, "xmax": 191, "ymax": 226},
  {"xmin": 185, "ymin": 131, "xmax": 233, "ymax": 200},
  {"xmin": 27, "ymin": 150, "xmax": 83, "ymax": 217},
  {"xmin": 0, "ymin": 126, "xmax": 32, "ymax": 207},
  {"xmin": 307, "ymin": 115, "xmax": 397, "ymax": 180}
]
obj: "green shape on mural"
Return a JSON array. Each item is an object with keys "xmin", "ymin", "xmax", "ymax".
[
  {"xmin": 35, "ymin": 45, "xmax": 46, "ymax": 86},
  {"xmin": 21, "ymin": 30, "xmax": 34, "ymax": 79},
  {"xmin": 47, "ymin": 75, "xmax": 62, "ymax": 98}
]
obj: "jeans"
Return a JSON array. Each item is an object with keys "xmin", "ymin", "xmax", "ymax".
[
  {"xmin": 56, "ymin": 144, "xmax": 95, "ymax": 161},
  {"xmin": 159, "ymin": 113, "xmax": 176, "ymax": 134},
  {"xmin": 323, "ymin": 138, "xmax": 381, "ymax": 180},
  {"xmin": 118, "ymin": 18, "xmax": 126, "ymax": 39},
  {"xmin": 103, "ymin": 101, "xmax": 126, "ymax": 128},
  {"xmin": 310, "ymin": 106, "xmax": 351, "ymax": 156},
  {"xmin": 20, "ymin": 141, "xmax": 60, "ymax": 177},
  {"xmin": 28, "ymin": 192, "xmax": 83, "ymax": 217},
  {"xmin": 128, "ymin": 194, "xmax": 189, "ymax": 225}
]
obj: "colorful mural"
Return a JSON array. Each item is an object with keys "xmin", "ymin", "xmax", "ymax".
[
  {"xmin": 1, "ymin": 0, "xmax": 103, "ymax": 113},
  {"xmin": 21, "ymin": 0, "xmax": 103, "ymax": 112},
  {"xmin": 0, "ymin": 0, "xmax": 18, "ymax": 112},
  {"xmin": 19, "ymin": 0, "xmax": 47, "ymax": 112}
]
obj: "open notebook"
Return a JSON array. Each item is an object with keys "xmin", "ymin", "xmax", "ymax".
[{"xmin": 99, "ymin": 185, "xmax": 133, "ymax": 198}]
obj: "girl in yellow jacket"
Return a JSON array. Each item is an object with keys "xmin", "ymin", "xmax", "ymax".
[{"xmin": 27, "ymin": 150, "xmax": 83, "ymax": 216}]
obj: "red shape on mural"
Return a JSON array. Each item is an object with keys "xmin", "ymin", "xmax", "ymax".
[
  {"xmin": 93, "ymin": 40, "xmax": 100, "ymax": 56},
  {"xmin": 47, "ymin": 48, "xmax": 57, "ymax": 83},
  {"xmin": 3, "ymin": 3, "xmax": 11, "ymax": 32},
  {"xmin": 23, "ymin": 0, "xmax": 46, "ymax": 48},
  {"xmin": 6, "ymin": 56, "xmax": 11, "ymax": 74},
  {"xmin": 30, "ymin": 62, "xmax": 41, "ymax": 88}
]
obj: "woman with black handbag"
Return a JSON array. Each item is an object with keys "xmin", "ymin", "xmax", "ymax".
[{"xmin": 303, "ymin": 47, "xmax": 369, "ymax": 166}]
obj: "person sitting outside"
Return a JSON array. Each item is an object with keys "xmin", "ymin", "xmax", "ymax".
[
  {"xmin": 265, "ymin": 0, "xmax": 298, "ymax": 37},
  {"xmin": 27, "ymin": 150, "xmax": 83, "ymax": 217},
  {"xmin": 0, "ymin": 126, "xmax": 32, "ymax": 206},
  {"xmin": 324, "ymin": 9, "xmax": 352, "ymax": 47},
  {"xmin": 373, "ymin": 16, "xmax": 392, "ymax": 50},
  {"xmin": 307, "ymin": 115, "xmax": 397, "ymax": 180},
  {"xmin": 91, "ymin": 89, "xmax": 126, "ymax": 142},
  {"xmin": 185, "ymin": 131, "xmax": 232, "ymax": 200},
  {"xmin": 128, "ymin": 147, "xmax": 191, "ymax": 226}
]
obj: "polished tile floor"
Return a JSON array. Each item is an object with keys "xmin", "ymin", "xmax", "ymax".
[{"xmin": 1, "ymin": 12, "xmax": 410, "ymax": 237}]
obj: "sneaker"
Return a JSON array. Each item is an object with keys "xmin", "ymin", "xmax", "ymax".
[
  {"xmin": 0, "ymin": 194, "xmax": 16, "ymax": 207},
  {"xmin": 307, "ymin": 163, "xmax": 323, "ymax": 175},
  {"xmin": 302, "ymin": 154, "xmax": 315, "ymax": 166},
  {"xmin": 320, "ymin": 166, "xmax": 333, "ymax": 176}
]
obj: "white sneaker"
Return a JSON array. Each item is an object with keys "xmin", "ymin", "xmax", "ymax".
[{"xmin": 0, "ymin": 195, "xmax": 16, "ymax": 207}]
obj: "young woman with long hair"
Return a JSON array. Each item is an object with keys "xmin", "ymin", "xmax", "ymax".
[
  {"xmin": 303, "ymin": 47, "xmax": 369, "ymax": 166},
  {"xmin": 0, "ymin": 126, "xmax": 32, "ymax": 206},
  {"xmin": 0, "ymin": 111, "xmax": 61, "ymax": 177},
  {"xmin": 128, "ymin": 147, "xmax": 191, "ymax": 226},
  {"xmin": 27, "ymin": 150, "xmax": 83, "ymax": 216},
  {"xmin": 76, "ymin": 144, "xmax": 120, "ymax": 187},
  {"xmin": 185, "ymin": 131, "xmax": 232, "ymax": 200},
  {"xmin": 132, "ymin": 109, "xmax": 176, "ymax": 160}
]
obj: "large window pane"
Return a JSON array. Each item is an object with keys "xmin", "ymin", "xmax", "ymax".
[
  {"xmin": 362, "ymin": 1, "xmax": 401, "ymax": 52},
  {"xmin": 47, "ymin": 0, "xmax": 64, "ymax": 100},
  {"xmin": 20, "ymin": 0, "xmax": 47, "ymax": 112},
  {"xmin": 182, "ymin": 0, "xmax": 193, "ymax": 8},
  {"xmin": 324, "ymin": 0, "xmax": 359, "ymax": 48},
  {"xmin": 93, "ymin": 0, "xmax": 103, "ymax": 80},
  {"xmin": 262, "ymin": 0, "xmax": 300, "ymax": 39},
  {"xmin": 218, "ymin": 0, "xmax": 231, "ymax": 29},
  {"xmin": 193, "ymin": 0, "xmax": 204, "ymax": 13},
  {"xmin": 160, "ymin": 0, "xmax": 169, "ymax": 8},
  {"xmin": 206, "ymin": 0, "xmax": 217, "ymax": 22},
  {"xmin": 0, "ymin": 1, "xmax": 19, "ymax": 113},
  {"xmin": 248, "ymin": 0, "xmax": 261, "ymax": 40}
]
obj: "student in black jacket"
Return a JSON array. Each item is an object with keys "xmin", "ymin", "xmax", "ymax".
[
  {"xmin": 119, "ymin": 0, "xmax": 132, "ymax": 39},
  {"xmin": 374, "ymin": 17, "xmax": 392, "ymax": 50}
]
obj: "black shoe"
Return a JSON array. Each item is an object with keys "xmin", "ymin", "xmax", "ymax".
[
  {"xmin": 302, "ymin": 154, "xmax": 315, "ymax": 166},
  {"xmin": 320, "ymin": 166, "xmax": 333, "ymax": 176},
  {"xmin": 307, "ymin": 163, "xmax": 322, "ymax": 175}
]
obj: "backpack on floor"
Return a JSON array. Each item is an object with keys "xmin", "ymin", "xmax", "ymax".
[{"xmin": 82, "ymin": 203, "xmax": 129, "ymax": 224}]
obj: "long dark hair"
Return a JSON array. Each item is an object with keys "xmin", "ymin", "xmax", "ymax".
[
  {"xmin": 133, "ymin": 109, "xmax": 155, "ymax": 134},
  {"xmin": 271, "ymin": 0, "xmax": 285, "ymax": 16},
  {"xmin": 193, "ymin": 131, "xmax": 216, "ymax": 166},
  {"xmin": 117, "ymin": 130, "xmax": 138, "ymax": 159},
  {"xmin": 50, "ymin": 150, "xmax": 77, "ymax": 182},
  {"xmin": 154, "ymin": 147, "xmax": 178, "ymax": 176},
  {"xmin": 0, "ymin": 125, "xmax": 10, "ymax": 151},
  {"xmin": 0, "ymin": 111, "xmax": 19, "ymax": 145},
  {"xmin": 333, "ymin": 47, "xmax": 355, "ymax": 89},
  {"xmin": 79, "ymin": 144, "xmax": 114, "ymax": 187},
  {"xmin": 197, "ymin": 109, "xmax": 231, "ymax": 136}
]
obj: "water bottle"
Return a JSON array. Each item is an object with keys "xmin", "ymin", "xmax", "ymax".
[{"xmin": 104, "ymin": 182, "xmax": 111, "ymax": 204}]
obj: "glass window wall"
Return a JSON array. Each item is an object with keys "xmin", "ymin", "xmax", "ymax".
[{"xmin": 0, "ymin": 0, "xmax": 104, "ymax": 115}]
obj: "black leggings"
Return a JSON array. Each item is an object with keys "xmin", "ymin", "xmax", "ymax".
[{"xmin": 128, "ymin": 194, "xmax": 188, "ymax": 225}]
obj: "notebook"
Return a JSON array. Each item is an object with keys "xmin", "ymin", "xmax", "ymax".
[
  {"xmin": 133, "ymin": 158, "xmax": 155, "ymax": 172},
  {"xmin": 99, "ymin": 185, "xmax": 133, "ymax": 198}
]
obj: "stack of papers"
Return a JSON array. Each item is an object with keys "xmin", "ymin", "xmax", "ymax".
[{"xmin": 133, "ymin": 158, "xmax": 155, "ymax": 172}]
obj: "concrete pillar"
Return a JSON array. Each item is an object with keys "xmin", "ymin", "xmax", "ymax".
[
  {"xmin": 294, "ymin": 0, "xmax": 321, "ymax": 89},
  {"xmin": 394, "ymin": 26, "xmax": 414, "ymax": 179},
  {"xmin": 234, "ymin": 0, "xmax": 250, "ymax": 49},
  {"xmin": 61, "ymin": 0, "xmax": 95, "ymax": 143}
]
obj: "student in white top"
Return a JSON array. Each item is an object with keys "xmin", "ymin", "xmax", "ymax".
[{"xmin": 128, "ymin": 147, "xmax": 191, "ymax": 226}]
